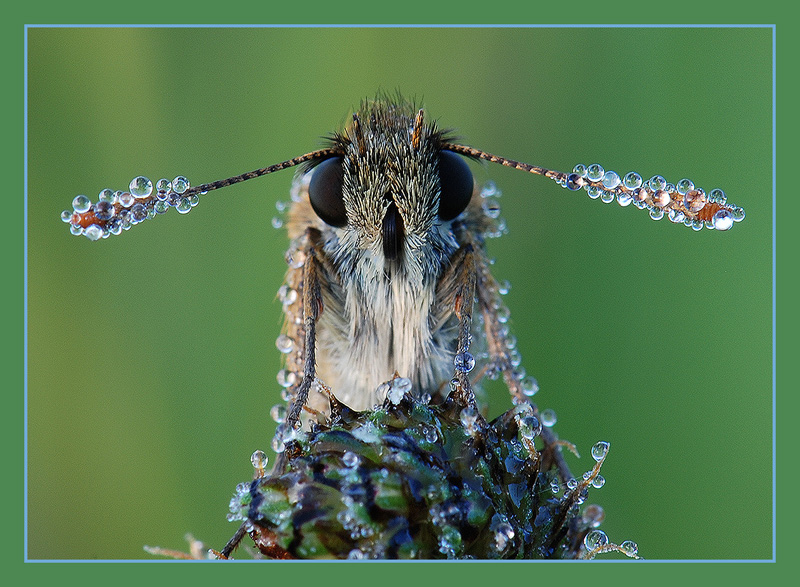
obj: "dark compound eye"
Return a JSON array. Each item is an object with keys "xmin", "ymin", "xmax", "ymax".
[
  {"xmin": 437, "ymin": 151, "xmax": 474, "ymax": 221},
  {"xmin": 308, "ymin": 156, "xmax": 347, "ymax": 227}
]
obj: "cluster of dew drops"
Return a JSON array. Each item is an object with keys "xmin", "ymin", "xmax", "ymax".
[
  {"xmin": 62, "ymin": 175, "xmax": 198, "ymax": 240},
  {"xmin": 243, "ymin": 396, "xmax": 640, "ymax": 559},
  {"xmin": 560, "ymin": 164, "xmax": 744, "ymax": 231}
]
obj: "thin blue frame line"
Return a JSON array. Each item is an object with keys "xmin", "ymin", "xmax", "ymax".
[
  {"xmin": 771, "ymin": 24, "xmax": 777, "ymax": 564},
  {"xmin": 22, "ymin": 24, "xmax": 777, "ymax": 563},
  {"xmin": 23, "ymin": 23, "xmax": 775, "ymax": 29}
]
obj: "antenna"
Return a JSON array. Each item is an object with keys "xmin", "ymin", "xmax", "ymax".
[{"xmin": 62, "ymin": 145, "xmax": 744, "ymax": 240}]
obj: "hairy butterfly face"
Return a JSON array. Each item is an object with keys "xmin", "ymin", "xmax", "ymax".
[{"xmin": 307, "ymin": 103, "xmax": 474, "ymax": 266}]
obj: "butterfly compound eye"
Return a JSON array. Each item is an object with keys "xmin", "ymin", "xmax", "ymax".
[
  {"xmin": 437, "ymin": 151, "xmax": 474, "ymax": 221},
  {"xmin": 308, "ymin": 157, "xmax": 347, "ymax": 227}
]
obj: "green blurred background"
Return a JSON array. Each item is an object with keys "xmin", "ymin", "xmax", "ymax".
[{"xmin": 26, "ymin": 27, "xmax": 772, "ymax": 560}]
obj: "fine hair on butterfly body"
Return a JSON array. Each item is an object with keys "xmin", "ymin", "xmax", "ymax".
[{"xmin": 65, "ymin": 94, "xmax": 744, "ymax": 560}]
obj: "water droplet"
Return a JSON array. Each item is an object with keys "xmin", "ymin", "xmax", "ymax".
[
  {"xmin": 652, "ymin": 189, "xmax": 671, "ymax": 208},
  {"xmin": 505, "ymin": 334, "xmax": 517, "ymax": 351},
  {"xmin": 566, "ymin": 478, "xmax": 578, "ymax": 491},
  {"xmin": 285, "ymin": 248, "xmax": 306, "ymax": 269},
  {"xmin": 118, "ymin": 192, "xmax": 135, "ymax": 208},
  {"xmin": 675, "ymin": 178, "xmax": 694, "ymax": 195},
  {"xmin": 154, "ymin": 200, "xmax": 169, "ymax": 214},
  {"xmin": 275, "ymin": 334, "xmax": 294, "ymax": 354},
  {"xmin": 460, "ymin": 406, "xmax": 480, "ymax": 434},
  {"xmin": 276, "ymin": 369, "xmax": 296, "ymax": 388},
  {"xmin": 422, "ymin": 425, "xmax": 438, "ymax": 443},
  {"xmin": 668, "ymin": 208, "xmax": 686, "ymax": 223},
  {"xmin": 586, "ymin": 164, "xmax": 604, "ymax": 182},
  {"xmin": 156, "ymin": 178, "xmax": 171, "ymax": 193},
  {"xmin": 600, "ymin": 190, "xmax": 615, "ymax": 204},
  {"xmin": 582, "ymin": 504, "xmax": 605, "ymax": 527},
  {"xmin": 649, "ymin": 175, "xmax": 667, "ymax": 192},
  {"xmin": 623, "ymin": 172, "xmax": 642, "ymax": 190},
  {"xmin": 480, "ymin": 181, "xmax": 498, "ymax": 198},
  {"xmin": 586, "ymin": 185, "xmax": 601, "ymax": 199},
  {"xmin": 591, "ymin": 475, "xmax": 605, "ymax": 489},
  {"xmin": 496, "ymin": 305, "xmax": 511, "ymax": 324},
  {"xmin": 84, "ymin": 224, "xmax": 103, "ymax": 241},
  {"xmin": 94, "ymin": 200, "xmax": 114, "ymax": 221},
  {"xmin": 272, "ymin": 423, "xmax": 294, "ymax": 452},
  {"xmin": 550, "ymin": 479, "xmax": 560, "ymax": 494},
  {"xmin": 129, "ymin": 176, "xmax": 153, "ymax": 198},
  {"xmin": 498, "ymin": 279, "xmax": 511, "ymax": 295},
  {"xmin": 278, "ymin": 286, "xmax": 297, "ymax": 306},
  {"xmin": 632, "ymin": 187, "xmax": 648, "ymax": 203},
  {"xmin": 271, "ymin": 216, "xmax": 283, "ymax": 229},
  {"xmin": 649, "ymin": 207, "xmax": 664, "ymax": 221},
  {"xmin": 130, "ymin": 202, "xmax": 147, "ymax": 223},
  {"xmin": 732, "ymin": 206, "xmax": 745, "ymax": 222},
  {"xmin": 172, "ymin": 176, "xmax": 189, "ymax": 194},
  {"xmin": 540, "ymin": 408, "xmax": 557, "ymax": 427},
  {"xmin": 521, "ymin": 376, "xmax": 539, "ymax": 397},
  {"xmin": 176, "ymin": 197, "xmax": 192, "ymax": 214},
  {"xmin": 188, "ymin": 194, "xmax": 199, "ymax": 207},
  {"xmin": 107, "ymin": 218, "xmax": 123, "ymax": 235},
  {"xmin": 454, "ymin": 352, "xmax": 475, "ymax": 373},
  {"xmin": 98, "ymin": 188, "xmax": 116, "ymax": 203},
  {"xmin": 583, "ymin": 530, "xmax": 609, "ymax": 551},
  {"xmin": 591, "ymin": 441, "xmax": 610, "ymax": 461},
  {"xmin": 519, "ymin": 415, "xmax": 542, "ymax": 440},
  {"xmin": 72, "ymin": 195, "xmax": 91, "ymax": 213},
  {"xmin": 683, "ymin": 189, "xmax": 707, "ymax": 213},
  {"xmin": 270, "ymin": 404, "xmax": 287, "ymax": 423},
  {"xmin": 602, "ymin": 170, "xmax": 621, "ymax": 190},
  {"xmin": 708, "ymin": 188, "xmax": 726, "ymax": 204},
  {"xmin": 617, "ymin": 192, "xmax": 633, "ymax": 207},
  {"xmin": 712, "ymin": 209, "xmax": 734, "ymax": 231},
  {"xmin": 60, "ymin": 210, "xmax": 73, "ymax": 223},
  {"xmin": 566, "ymin": 173, "xmax": 584, "ymax": 191},
  {"xmin": 620, "ymin": 540, "xmax": 638, "ymax": 556},
  {"xmin": 341, "ymin": 451, "xmax": 359, "ymax": 469},
  {"xmin": 482, "ymin": 198, "xmax": 502, "ymax": 219},
  {"xmin": 251, "ymin": 449, "xmax": 268, "ymax": 470},
  {"xmin": 573, "ymin": 163, "xmax": 587, "ymax": 177}
]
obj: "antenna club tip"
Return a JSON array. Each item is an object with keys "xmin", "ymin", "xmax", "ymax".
[
  {"xmin": 558, "ymin": 163, "xmax": 743, "ymax": 231},
  {"xmin": 63, "ymin": 175, "xmax": 197, "ymax": 240}
]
